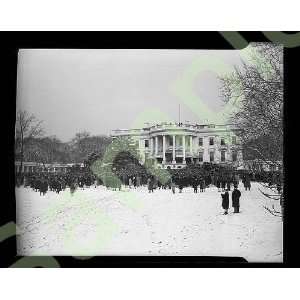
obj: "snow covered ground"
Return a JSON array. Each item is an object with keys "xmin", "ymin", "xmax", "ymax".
[{"xmin": 16, "ymin": 182, "xmax": 283, "ymax": 262}]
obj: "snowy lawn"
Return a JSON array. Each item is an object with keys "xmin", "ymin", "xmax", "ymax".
[{"xmin": 16, "ymin": 182, "xmax": 283, "ymax": 262}]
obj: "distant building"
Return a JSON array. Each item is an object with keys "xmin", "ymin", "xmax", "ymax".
[
  {"xmin": 111, "ymin": 122, "xmax": 243, "ymax": 169},
  {"xmin": 14, "ymin": 161, "xmax": 84, "ymax": 174}
]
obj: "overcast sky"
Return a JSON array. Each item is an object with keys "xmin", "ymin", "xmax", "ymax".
[{"xmin": 17, "ymin": 49, "xmax": 244, "ymax": 142}]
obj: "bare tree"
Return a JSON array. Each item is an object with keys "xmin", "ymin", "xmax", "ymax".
[
  {"xmin": 15, "ymin": 110, "xmax": 44, "ymax": 174},
  {"xmin": 25, "ymin": 136, "xmax": 69, "ymax": 169},
  {"xmin": 220, "ymin": 43, "xmax": 284, "ymax": 218},
  {"xmin": 220, "ymin": 43, "xmax": 283, "ymax": 169},
  {"xmin": 69, "ymin": 131, "xmax": 111, "ymax": 163}
]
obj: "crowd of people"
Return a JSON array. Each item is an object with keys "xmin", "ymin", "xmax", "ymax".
[
  {"xmin": 15, "ymin": 165, "xmax": 285, "ymax": 219},
  {"xmin": 16, "ymin": 168, "xmax": 282, "ymax": 217},
  {"xmin": 15, "ymin": 169, "xmax": 276, "ymax": 195},
  {"xmin": 16, "ymin": 171, "xmax": 97, "ymax": 196}
]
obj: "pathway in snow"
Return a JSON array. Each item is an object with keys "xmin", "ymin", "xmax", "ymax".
[{"xmin": 16, "ymin": 182, "xmax": 283, "ymax": 262}]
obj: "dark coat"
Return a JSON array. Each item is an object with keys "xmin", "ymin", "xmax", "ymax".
[
  {"xmin": 200, "ymin": 180, "xmax": 205, "ymax": 189},
  {"xmin": 147, "ymin": 179, "xmax": 153, "ymax": 190},
  {"xmin": 221, "ymin": 192, "xmax": 229, "ymax": 209},
  {"xmin": 244, "ymin": 178, "xmax": 251, "ymax": 188},
  {"xmin": 232, "ymin": 189, "xmax": 241, "ymax": 207}
]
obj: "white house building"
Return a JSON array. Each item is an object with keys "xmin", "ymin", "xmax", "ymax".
[{"xmin": 111, "ymin": 122, "xmax": 243, "ymax": 169}]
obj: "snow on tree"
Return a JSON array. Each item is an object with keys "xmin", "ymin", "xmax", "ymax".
[{"xmin": 220, "ymin": 43, "xmax": 284, "ymax": 218}]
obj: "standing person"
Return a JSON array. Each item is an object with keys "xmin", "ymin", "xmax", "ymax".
[
  {"xmin": 42, "ymin": 178, "xmax": 48, "ymax": 196},
  {"xmin": 276, "ymin": 181, "xmax": 282, "ymax": 194},
  {"xmin": 226, "ymin": 179, "xmax": 231, "ymax": 191},
  {"xmin": 128, "ymin": 177, "xmax": 132, "ymax": 189},
  {"xmin": 199, "ymin": 178, "xmax": 205, "ymax": 192},
  {"xmin": 37, "ymin": 178, "xmax": 43, "ymax": 195},
  {"xmin": 192, "ymin": 179, "xmax": 198, "ymax": 193},
  {"xmin": 147, "ymin": 177, "xmax": 153, "ymax": 193},
  {"xmin": 157, "ymin": 180, "xmax": 162, "ymax": 190},
  {"xmin": 245, "ymin": 175, "xmax": 251, "ymax": 191},
  {"xmin": 136, "ymin": 176, "xmax": 141, "ymax": 188},
  {"xmin": 232, "ymin": 185, "xmax": 241, "ymax": 213},
  {"xmin": 171, "ymin": 180, "xmax": 176, "ymax": 194},
  {"xmin": 234, "ymin": 173, "xmax": 239, "ymax": 187},
  {"xmin": 133, "ymin": 176, "xmax": 137, "ymax": 188},
  {"xmin": 153, "ymin": 177, "xmax": 158, "ymax": 190},
  {"xmin": 178, "ymin": 181, "xmax": 183, "ymax": 193},
  {"xmin": 216, "ymin": 176, "xmax": 221, "ymax": 192},
  {"xmin": 56, "ymin": 179, "xmax": 62, "ymax": 194},
  {"xmin": 221, "ymin": 177, "xmax": 226, "ymax": 192},
  {"xmin": 276, "ymin": 174, "xmax": 282, "ymax": 194},
  {"xmin": 221, "ymin": 189, "xmax": 229, "ymax": 215},
  {"xmin": 70, "ymin": 180, "xmax": 76, "ymax": 195}
]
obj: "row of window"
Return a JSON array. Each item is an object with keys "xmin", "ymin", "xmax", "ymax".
[
  {"xmin": 201, "ymin": 136, "xmax": 237, "ymax": 146},
  {"xmin": 145, "ymin": 136, "xmax": 237, "ymax": 148},
  {"xmin": 198, "ymin": 151, "xmax": 237, "ymax": 162}
]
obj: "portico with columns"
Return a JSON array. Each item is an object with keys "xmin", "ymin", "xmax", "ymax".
[{"xmin": 149, "ymin": 133, "xmax": 194, "ymax": 165}]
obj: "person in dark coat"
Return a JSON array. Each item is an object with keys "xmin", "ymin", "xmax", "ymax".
[
  {"xmin": 226, "ymin": 180, "xmax": 231, "ymax": 191},
  {"xmin": 232, "ymin": 186, "xmax": 241, "ymax": 213},
  {"xmin": 216, "ymin": 177, "xmax": 221, "ymax": 192},
  {"xmin": 221, "ymin": 178, "xmax": 226, "ymax": 192},
  {"xmin": 55, "ymin": 180, "xmax": 62, "ymax": 194},
  {"xmin": 133, "ymin": 176, "xmax": 137, "ymax": 188},
  {"xmin": 178, "ymin": 182, "xmax": 183, "ymax": 193},
  {"xmin": 157, "ymin": 180, "xmax": 162, "ymax": 190},
  {"xmin": 244, "ymin": 176, "xmax": 251, "ymax": 191},
  {"xmin": 136, "ymin": 176, "xmax": 141, "ymax": 188},
  {"xmin": 221, "ymin": 189, "xmax": 229, "ymax": 215},
  {"xmin": 171, "ymin": 181, "xmax": 176, "ymax": 194},
  {"xmin": 40, "ymin": 179, "xmax": 48, "ymax": 196},
  {"xmin": 147, "ymin": 177, "xmax": 154, "ymax": 193},
  {"xmin": 199, "ymin": 178, "xmax": 205, "ymax": 192},
  {"xmin": 192, "ymin": 180, "xmax": 198, "ymax": 193},
  {"xmin": 69, "ymin": 181, "xmax": 76, "ymax": 195}
]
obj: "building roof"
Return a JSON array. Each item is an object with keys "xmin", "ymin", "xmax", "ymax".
[{"xmin": 111, "ymin": 122, "xmax": 239, "ymax": 137}]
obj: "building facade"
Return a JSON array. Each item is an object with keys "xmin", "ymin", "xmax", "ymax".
[
  {"xmin": 14, "ymin": 161, "xmax": 84, "ymax": 174},
  {"xmin": 111, "ymin": 122, "xmax": 243, "ymax": 169}
]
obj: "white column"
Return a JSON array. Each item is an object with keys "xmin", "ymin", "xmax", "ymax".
[
  {"xmin": 182, "ymin": 135, "xmax": 186, "ymax": 163},
  {"xmin": 155, "ymin": 136, "xmax": 158, "ymax": 156},
  {"xmin": 190, "ymin": 135, "xmax": 193, "ymax": 155},
  {"xmin": 203, "ymin": 136, "xmax": 209, "ymax": 162},
  {"xmin": 172, "ymin": 135, "xmax": 176, "ymax": 163},
  {"xmin": 153, "ymin": 137, "xmax": 155, "ymax": 156},
  {"xmin": 150, "ymin": 137, "xmax": 153, "ymax": 156},
  {"xmin": 162, "ymin": 135, "xmax": 166, "ymax": 163}
]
